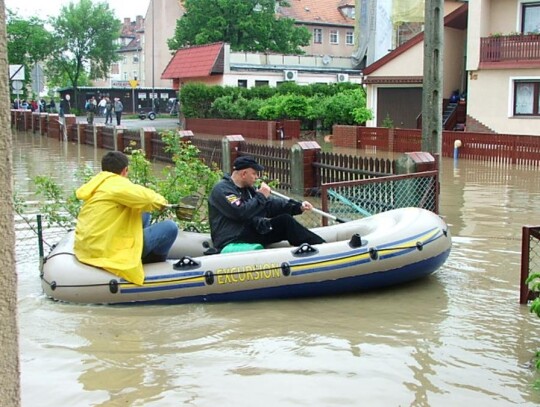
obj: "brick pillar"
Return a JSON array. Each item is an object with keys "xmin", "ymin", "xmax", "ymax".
[
  {"xmin": 95, "ymin": 124, "xmax": 105, "ymax": 148},
  {"xmin": 39, "ymin": 113, "xmax": 48, "ymax": 135},
  {"xmin": 32, "ymin": 112, "xmax": 40, "ymax": 133},
  {"xmin": 141, "ymin": 127, "xmax": 156, "ymax": 158},
  {"xmin": 77, "ymin": 123, "xmax": 87, "ymax": 144},
  {"xmin": 396, "ymin": 152, "xmax": 437, "ymax": 173},
  {"xmin": 64, "ymin": 115, "xmax": 77, "ymax": 141},
  {"xmin": 222, "ymin": 135, "xmax": 245, "ymax": 173},
  {"xmin": 23, "ymin": 110, "xmax": 32, "ymax": 131},
  {"xmin": 47, "ymin": 114, "xmax": 60, "ymax": 139},
  {"xmin": 291, "ymin": 141, "xmax": 321, "ymax": 196},
  {"xmin": 395, "ymin": 152, "xmax": 438, "ymax": 213},
  {"xmin": 115, "ymin": 126, "xmax": 125, "ymax": 152},
  {"xmin": 178, "ymin": 129, "xmax": 193, "ymax": 145}
]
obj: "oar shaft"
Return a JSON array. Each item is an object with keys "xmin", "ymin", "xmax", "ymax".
[{"xmin": 269, "ymin": 190, "xmax": 341, "ymax": 222}]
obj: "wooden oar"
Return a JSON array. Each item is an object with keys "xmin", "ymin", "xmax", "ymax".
[{"xmin": 269, "ymin": 190, "xmax": 349, "ymax": 223}]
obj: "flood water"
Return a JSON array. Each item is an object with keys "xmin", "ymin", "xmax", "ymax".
[{"xmin": 13, "ymin": 131, "xmax": 540, "ymax": 406}]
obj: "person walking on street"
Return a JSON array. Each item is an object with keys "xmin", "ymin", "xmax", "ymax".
[
  {"xmin": 85, "ymin": 96, "xmax": 97, "ymax": 124},
  {"xmin": 59, "ymin": 94, "xmax": 71, "ymax": 117},
  {"xmin": 208, "ymin": 156, "xmax": 325, "ymax": 252},
  {"xmin": 104, "ymin": 97, "xmax": 113, "ymax": 125},
  {"xmin": 113, "ymin": 97, "xmax": 123, "ymax": 125}
]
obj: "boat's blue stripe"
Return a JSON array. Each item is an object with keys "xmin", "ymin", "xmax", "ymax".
[
  {"xmin": 123, "ymin": 281, "xmax": 206, "ymax": 293},
  {"xmin": 113, "ymin": 248, "xmax": 451, "ymax": 305},
  {"xmin": 118, "ymin": 228, "xmax": 446, "ymax": 294}
]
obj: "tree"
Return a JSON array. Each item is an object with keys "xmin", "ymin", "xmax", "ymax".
[
  {"xmin": 46, "ymin": 0, "xmax": 121, "ymax": 98},
  {"xmin": 6, "ymin": 11, "xmax": 54, "ymax": 99},
  {"xmin": 168, "ymin": 0, "xmax": 310, "ymax": 54}
]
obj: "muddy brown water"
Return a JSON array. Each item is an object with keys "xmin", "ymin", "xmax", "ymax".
[{"xmin": 13, "ymin": 131, "xmax": 540, "ymax": 406}]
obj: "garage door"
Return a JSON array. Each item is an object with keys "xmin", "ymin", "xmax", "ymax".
[{"xmin": 377, "ymin": 87, "xmax": 422, "ymax": 129}]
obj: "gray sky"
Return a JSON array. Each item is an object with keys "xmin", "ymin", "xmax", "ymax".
[{"xmin": 5, "ymin": 0, "xmax": 150, "ymax": 20}]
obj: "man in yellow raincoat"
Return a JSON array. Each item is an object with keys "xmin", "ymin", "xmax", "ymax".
[{"xmin": 74, "ymin": 151, "xmax": 178, "ymax": 285}]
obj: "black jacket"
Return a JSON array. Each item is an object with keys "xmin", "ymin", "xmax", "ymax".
[{"xmin": 208, "ymin": 174, "xmax": 302, "ymax": 250}]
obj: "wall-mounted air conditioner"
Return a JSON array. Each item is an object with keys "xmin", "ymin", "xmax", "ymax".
[
  {"xmin": 337, "ymin": 73, "xmax": 349, "ymax": 83},
  {"xmin": 284, "ymin": 70, "xmax": 298, "ymax": 81}
]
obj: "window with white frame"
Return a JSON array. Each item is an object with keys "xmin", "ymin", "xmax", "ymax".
[
  {"xmin": 346, "ymin": 31, "xmax": 354, "ymax": 45},
  {"xmin": 514, "ymin": 80, "xmax": 540, "ymax": 115},
  {"xmin": 522, "ymin": 2, "xmax": 540, "ymax": 33},
  {"xmin": 330, "ymin": 30, "xmax": 339, "ymax": 44},
  {"xmin": 313, "ymin": 28, "xmax": 322, "ymax": 44}
]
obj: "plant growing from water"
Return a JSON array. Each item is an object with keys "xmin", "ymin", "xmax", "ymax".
[{"xmin": 16, "ymin": 131, "xmax": 222, "ymax": 233}]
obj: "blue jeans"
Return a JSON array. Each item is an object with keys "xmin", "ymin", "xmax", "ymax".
[{"xmin": 142, "ymin": 213, "xmax": 178, "ymax": 261}]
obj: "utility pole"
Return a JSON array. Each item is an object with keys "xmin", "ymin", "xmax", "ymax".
[
  {"xmin": 151, "ymin": 0, "xmax": 155, "ymax": 112},
  {"xmin": 422, "ymin": 0, "xmax": 444, "ymax": 156}
]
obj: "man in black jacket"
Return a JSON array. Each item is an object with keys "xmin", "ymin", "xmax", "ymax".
[{"xmin": 208, "ymin": 156, "xmax": 325, "ymax": 252}]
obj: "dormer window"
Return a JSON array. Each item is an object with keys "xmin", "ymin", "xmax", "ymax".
[{"xmin": 339, "ymin": 5, "xmax": 355, "ymax": 19}]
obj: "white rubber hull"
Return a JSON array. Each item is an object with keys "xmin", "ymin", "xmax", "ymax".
[{"xmin": 40, "ymin": 207, "xmax": 452, "ymax": 304}]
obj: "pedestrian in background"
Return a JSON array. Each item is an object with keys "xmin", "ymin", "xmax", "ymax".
[
  {"xmin": 113, "ymin": 97, "xmax": 123, "ymax": 126},
  {"xmin": 104, "ymin": 97, "xmax": 113, "ymax": 125}
]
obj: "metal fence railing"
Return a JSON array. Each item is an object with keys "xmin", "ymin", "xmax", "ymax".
[
  {"xmin": 320, "ymin": 171, "xmax": 439, "ymax": 225},
  {"xmin": 520, "ymin": 226, "xmax": 540, "ymax": 304}
]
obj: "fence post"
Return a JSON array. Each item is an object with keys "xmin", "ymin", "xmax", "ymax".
[
  {"xmin": 291, "ymin": 141, "xmax": 321, "ymax": 196},
  {"xmin": 64, "ymin": 115, "xmax": 76, "ymax": 141},
  {"xmin": 222, "ymin": 135, "xmax": 245, "ymax": 173},
  {"xmin": 77, "ymin": 123, "xmax": 86, "ymax": 145},
  {"xmin": 115, "ymin": 126, "xmax": 125, "ymax": 152},
  {"xmin": 140, "ymin": 127, "xmax": 155, "ymax": 157}
]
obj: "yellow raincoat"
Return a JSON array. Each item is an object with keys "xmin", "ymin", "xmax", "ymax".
[{"xmin": 74, "ymin": 171, "xmax": 168, "ymax": 285}]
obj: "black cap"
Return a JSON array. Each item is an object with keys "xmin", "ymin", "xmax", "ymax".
[{"xmin": 233, "ymin": 156, "xmax": 264, "ymax": 171}]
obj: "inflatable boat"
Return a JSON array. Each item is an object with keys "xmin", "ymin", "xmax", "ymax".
[{"xmin": 40, "ymin": 207, "xmax": 452, "ymax": 305}]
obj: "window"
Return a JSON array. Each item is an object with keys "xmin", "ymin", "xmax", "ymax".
[
  {"xmin": 522, "ymin": 2, "xmax": 540, "ymax": 33},
  {"xmin": 255, "ymin": 80, "xmax": 269, "ymax": 87},
  {"xmin": 330, "ymin": 30, "xmax": 339, "ymax": 44},
  {"xmin": 514, "ymin": 81, "xmax": 540, "ymax": 115},
  {"xmin": 133, "ymin": 55, "xmax": 139, "ymax": 63},
  {"xmin": 346, "ymin": 31, "xmax": 354, "ymax": 45},
  {"xmin": 313, "ymin": 28, "xmax": 322, "ymax": 44},
  {"xmin": 237, "ymin": 79, "xmax": 248, "ymax": 88}
]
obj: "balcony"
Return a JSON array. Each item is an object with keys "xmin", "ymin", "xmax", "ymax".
[{"xmin": 480, "ymin": 34, "xmax": 540, "ymax": 69}]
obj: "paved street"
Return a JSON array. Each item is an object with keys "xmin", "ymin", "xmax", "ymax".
[{"xmin": 76, "ymin": 115, "xmax": 181, "ymax": 130}]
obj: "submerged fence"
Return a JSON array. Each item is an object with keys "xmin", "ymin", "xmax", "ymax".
[{"xmin": 520, "ymin": 226, "xmax": 540, "ymax": 304}]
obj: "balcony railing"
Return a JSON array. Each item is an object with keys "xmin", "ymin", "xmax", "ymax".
[{"xmin": 480, "ymin": 34, "xmax": 540, "ymax": 64}]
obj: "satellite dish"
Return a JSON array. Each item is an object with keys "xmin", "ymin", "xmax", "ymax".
[{"xmin": 322, "ymin": 55, "xmax": 332, "ymax": 65}]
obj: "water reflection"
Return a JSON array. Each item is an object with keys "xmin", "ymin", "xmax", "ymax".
[{"xmin": 14, "ymin": 131, "xmax": 540, "ymax": 406}]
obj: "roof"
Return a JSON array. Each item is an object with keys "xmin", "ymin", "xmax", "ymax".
[
  {"xmin": 278, "ymin": 0, "xmax": 354, "ymax": 26},
  {"xmin": 161, "ymin": 42, "xmax": 225, "ymax": 80},
  {"xmin": 363, "ymin": 2, "xmax": 468, "ymax": 76}
]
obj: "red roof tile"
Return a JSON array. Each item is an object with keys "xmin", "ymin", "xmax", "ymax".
[
  {"xmin": 279, "ymin": 0, "xmax": 353, "ymax": 25},
  {"xmin": 161, "ymin": 42, "xmax": 224, "ymax": 80}
]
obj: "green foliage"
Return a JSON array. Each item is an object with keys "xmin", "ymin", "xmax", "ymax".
[
  {"xmin": 46, "ymin": 0, "xmax": 121, "ymax": 92},
  {"xmin": 168, "ymin": 0, "xmax": 310, "ymax": 54},
  {"xmin": 180, "ymin": 82, "xmax": 373, "ymax": 129},
  {"xmin": 28, "ymin": 133, "xmax": 221, "ymax": 232},
  {"xmin": 382, "ymin": 113, "xmax": 395, "ymax": 128},
  {"xmin": 6, "ymin": 11, "xmax": 54, "ymax": 99},
  {"xmin": 33, "ymin": 166, "xmax": 94, "ymax": 229},
  {"xmin": 525, "ymin": 272, "xmax": 540, "ymax": 384}
]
